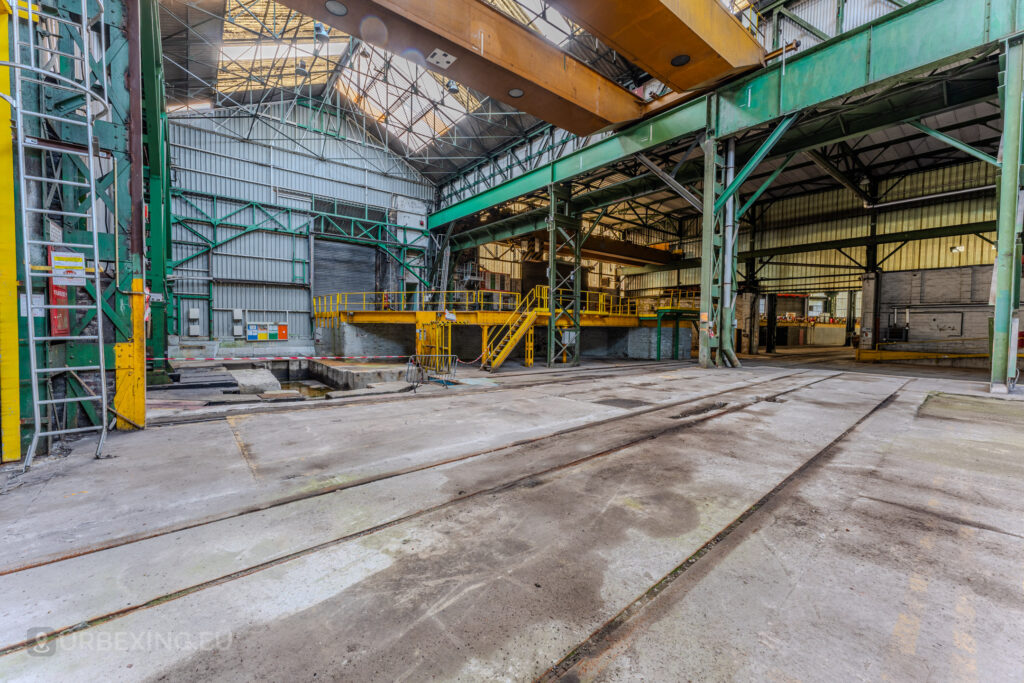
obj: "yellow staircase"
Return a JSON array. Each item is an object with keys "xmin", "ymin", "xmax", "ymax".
[{"xmin": 483, "ymin": 289, "xmax": 539, "ymax": 372}]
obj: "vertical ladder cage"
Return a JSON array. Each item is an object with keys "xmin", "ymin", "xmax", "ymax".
[{"xmin": 5, "ymin": 0, "xmax": 112, "ymax": 467}]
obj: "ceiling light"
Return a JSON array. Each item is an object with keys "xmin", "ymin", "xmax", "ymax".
[
  {"xmin": 508, "ymin": 87, "xmax": 524, "ymax": 98},
  {"xmin": 325, "ymin": 1, "xmax": 348, "ymax": 16},
  {"xmin": 949, "ymin": 245, "xmax": 965, "ymax": 253},
  {"xmin": 670, "ymin": 54, "xmax": 691, "ymax": 67}
]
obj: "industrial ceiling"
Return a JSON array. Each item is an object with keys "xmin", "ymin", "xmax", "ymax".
[{"xmin": 158, "ymin": 0, "xmax": 654, "ymax": 181}]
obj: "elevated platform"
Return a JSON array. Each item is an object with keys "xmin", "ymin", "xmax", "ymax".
[
  {"xmin": 313, "ymin": 287, "xmax": 699, "ymax": 330},
  {"xmin": 314, "ymin": 288, "xmax": 699, "ymax": 368}
]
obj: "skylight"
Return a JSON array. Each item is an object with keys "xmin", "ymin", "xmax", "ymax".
[{"xmin": 334, "ymin": 44, "xmax": 481, "ymax": 153}]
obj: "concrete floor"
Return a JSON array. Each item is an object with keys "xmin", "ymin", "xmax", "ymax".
[{"xmin": 1, "ymin": 358, "xmax": 1022, "ymax": 681}]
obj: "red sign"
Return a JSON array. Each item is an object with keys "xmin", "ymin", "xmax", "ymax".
[{"xmin": 47, "ymin": 247, "xmax": 70, "ymax": 337}]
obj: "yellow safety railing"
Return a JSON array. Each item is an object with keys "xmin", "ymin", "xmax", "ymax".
[
  {"xmin": 535, "ymin": 286, "xmax": 639, "ymax": 316},
  {"xmin": 314, "ymin": 286, "xmax": 660, "ymax": 328},
  {"xmin": 314, "ymin": 289, "xmax": 522, "ymax": 327}
]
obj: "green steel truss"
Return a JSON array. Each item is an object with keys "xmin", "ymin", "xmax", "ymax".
[
  {"xmin": 167, "ymin": 189, "xmax": 430, "ymax": 335},
  {"xmin": 428, "ymin": 0, "xmax": 1024, "ymax": 389},
  {"xmin": 546, "ymin": 184, "xmax": 583, "ymax": 367},
  {"xmin": 430, "ymin": 0, "xmax": 1019, "ymax": 230}
]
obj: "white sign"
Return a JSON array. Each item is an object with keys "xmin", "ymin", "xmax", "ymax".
[
  {"xmin": 51, "ymin": 251, "xmax": 86, "ymax": 286},
  {"xmin": 19, "ymin": 293, "xmax": 45, "ymax": 318}
]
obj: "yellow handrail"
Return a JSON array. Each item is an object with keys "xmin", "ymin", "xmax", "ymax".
[
  {"xmin": 313, "ymin": 287, "xmax": 664, "ymax": 330},
  {"xmin": 483, "ymin": 288, "xmax": 538, "ymax": 365}
]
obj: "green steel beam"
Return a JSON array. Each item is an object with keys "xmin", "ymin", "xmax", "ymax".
[
  {"xmin": 907, "ymin": 121, "xmax": 1002, "ymax": 168},
  {"xmin": 429, "ymin": 99, "xmax": 708, "ymax": 229},
  {"xmin": 431, "ymin": 0, "xmax": 1018, "ymax": 228},
  {"xmin": 450, "ymin": 216, "xmax": 547, "ymax": 251},
  {"xmin": 625, "ymin": 220, "xmax": 998, "ymax": 274},
  {"xmin": 556, "ymin": 60, "xmax": 995, "ymax": 226}
]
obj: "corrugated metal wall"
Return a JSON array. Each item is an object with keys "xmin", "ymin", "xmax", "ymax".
[
  {"xmin": 168, "ymin": 103, "xmax": 433, "ymax": 349},
  {"xmin": 624, "ymin": 160, "xmax": 997, "ymax": 297}
]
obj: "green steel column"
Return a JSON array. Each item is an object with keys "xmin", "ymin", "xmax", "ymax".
[
  {"xmin": 699, "ymin": 99, "xmax": 719, "ymax": 368},
  {"xmin": 547, "ymin": 188, "xmax": 558, "ymax": 366},
  {"xmin": 991, "ymin": 37, "xmax": 1024, "ymax": 392},
  {"xmin": 545, "ymin": 183, "xmax": 580, "ymax": 367},
  {"xmin": 720, "ymin": 138, "xmax": 740, "ymax": 368},
  {"xmin": 142, "ymin": 0, "xmax": 170, "ymax": 371}
]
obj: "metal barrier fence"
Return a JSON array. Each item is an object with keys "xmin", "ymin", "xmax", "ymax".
[{"xmin": 406, "ymin": 354, "xmax": 458, "ymax": 388}]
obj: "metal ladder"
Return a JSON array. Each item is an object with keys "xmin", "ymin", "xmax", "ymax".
[{"xmin": 6, "ymin": 0, "xmax": 112, "ymax": 468}]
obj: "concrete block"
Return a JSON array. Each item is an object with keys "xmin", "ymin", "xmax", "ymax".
[
  {"xmin": 257, "ymin": 390, "xmax": 303, "ymax": 402},
  {"xmin": 229, "ymin": 368, "xmax": 281, "ymax": 394}
]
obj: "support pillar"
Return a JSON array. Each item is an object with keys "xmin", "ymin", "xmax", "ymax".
[
  {"xmin": 991, "ymin": 37, "xmax": 1024, "ymax": 392},
  {"xmin": 766, "ymin": 294, "xmax": 778, "ymax": 353},
  {"xmin": 699, "ymin": 112, "xmax": 795, "ymax": 368},
  {"xmin": 699, "ymin": 109, "xmax": 723, "ymax": 368},
  {"xmin": 546, "ymin": 183, "xmax": 581, "ymax": 367},
  {"xmin": 0, "ymin": 0, "xmax": 18, "ymax": 461},
  {"xmin": 142, "ymin": 0, "xmax": 170, "ymax": 374},
  {"xmin": 845, "ymin": 290, "xmax": 856, "ymax": 346}
]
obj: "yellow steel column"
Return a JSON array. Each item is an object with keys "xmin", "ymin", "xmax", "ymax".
[
  {"xmin": 1, "ymin": 0, "xmax": 20, "ymax": 461},
  {"xmin": 114, "ymin": 279, "xmax": 146, "ymax": 429},
  {"xmin": 481, "ymin": 325, "xmax": 489, "ymax": 363}
]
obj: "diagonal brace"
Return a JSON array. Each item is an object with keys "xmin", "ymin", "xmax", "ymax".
[
  {"xmin": 714, "ymin": 115, "xmax": 797, "ymax": 214},
  {"xmin": 736, "ymin": 152, "xmax": 795, "ymax": 220},
  {"xmin": 908, "ymin": 121, "xmax": 1001, "ymax": 168},
  {"xmin": 635, "ymin": 154, "xmax": 704, "ymax": 213},
  {"xmin": 804, "ymin": 149, "xmax": 874, "ymax": 207}
]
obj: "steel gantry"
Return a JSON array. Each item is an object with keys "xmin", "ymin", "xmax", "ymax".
[{"xmin": 428, "ymin": 0, "xmax": 1024, "ymax": 391}]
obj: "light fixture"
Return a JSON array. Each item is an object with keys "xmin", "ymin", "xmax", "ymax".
[
  {"xmin": 325, "ymin": 1, "xmax": 348, "ymax": 16},
  {"xmin": 508, "ymin": 87, "xmax": 524, "ymax": 98},
  {"xmin": 446, "ymin": 79, "xmax": 459, "ymax": 94},
  {"xmin": 949, "ymin": 245, "xmax": 965, "ymax": 253},
  {"xmin": 296, "ymin": 60, "xmax": 309, "ymax": 77},
  {"xmin": 670, "ymin": 54, "xmax": 691, "ymax": 67}
]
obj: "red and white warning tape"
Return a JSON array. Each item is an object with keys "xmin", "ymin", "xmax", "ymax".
[{"xmin": 147, "ymin": 355, "xmax": 410, "ymax": 362}]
